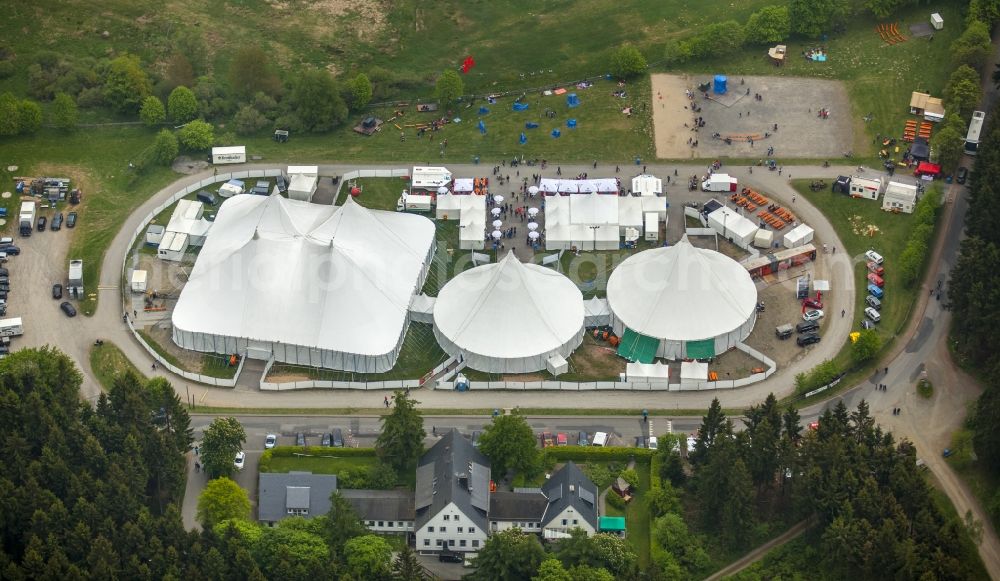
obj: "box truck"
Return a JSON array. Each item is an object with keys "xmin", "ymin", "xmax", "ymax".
[
  {"xmin": 0, "ymin": 317, "xmax": 23, "ymax": 337},
  {"xmin": 701, "ymin": 173, "xmax": 738, "ymax": 192},
  {"xmin": 18, "ymin": 201, "xmax": 35, "ymax": 237},
  {"xmin": 396, "ymin": 192, "xmax": 433, "ymax": 212}
]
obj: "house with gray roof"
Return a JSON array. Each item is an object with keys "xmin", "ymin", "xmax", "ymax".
[
  {"xmin": 539, "ymin": 461, "xmax": 599, "ymax": 536},
  {"xmin": 415, "ymin": 430, "xmax": 491, "ymax": 554},
  {"xmin": 340, "ymin": 489, "xmax": 415, "ymax": 534},
  {"xmin": 258, "ymin": 472, "xmax": 338, "ymax": 525},
  {"xmin": 489, "ymin": 490, "xmax": 548, "ymax": 533}
]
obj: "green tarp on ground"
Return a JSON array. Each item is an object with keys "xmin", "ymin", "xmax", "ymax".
[
  {"xmin": 599, "ymin": 516, "xmax": 626, "ymax": 532},
  {"xmin": 617, "ymin": 328, "xmax": 659, "ymax": 363},
  {"xmin": 685, "ymin": 338, "xmax": 716, "ymax": 359}
]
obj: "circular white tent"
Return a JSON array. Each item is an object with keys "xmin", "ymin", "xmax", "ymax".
[
  {"xmin": 433, "ymin": 252, "xmax": 585, "ymax": 373},
  {"xmin": 606, "ymin": 235, "xmax": 757, "ymax": 360}
]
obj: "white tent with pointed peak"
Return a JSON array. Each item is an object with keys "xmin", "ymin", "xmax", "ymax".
[
  {"xmin": 606, "ymin": 235, "xmax": 758, "ymax": 359},
  {"xmin": 433, "ymin": 251, "xmax": 585, "ymax": 373},
  {"xmin": 172, "ymin": 195, "xmax": 436, "ymax": 372}
]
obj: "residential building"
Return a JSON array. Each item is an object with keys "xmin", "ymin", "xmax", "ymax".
[
  {"xmin": 340, "ymin": 489, "xmax": 415, "ymax": 534},
  {"xmin": 258, "ymin": 472, "xmax": 338, "ymax": 526},
  {"xmin": 539, "ymin": 461, "xmax": 599, "ymax": 537},
  {"xmin": 415, "ymin": 430, "xmax": 491, "ymax": 554}
]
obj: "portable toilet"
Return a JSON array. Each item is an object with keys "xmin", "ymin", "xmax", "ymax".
[{"xmin": 713, "ymin": 75, "xmax": 728, "ymax": 95}]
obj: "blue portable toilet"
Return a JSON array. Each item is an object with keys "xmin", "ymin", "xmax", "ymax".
[
  {"xmin": 567, "ymin": 119, "xmax": 577, "ymax": 129},
  {"xmin": 519, "ymin": 132, "xmax": 527, "ymax": 144},
  {"xmin": 551, "ymin": 129, "xmax": 561, "ymax": 138},
  {"xmin": 566, "ymin": 93, "xmax": 580, "ymax": 108},
  {"xmin": 713, "ymin": 75, "xmax": 727, "ymax": 94}
]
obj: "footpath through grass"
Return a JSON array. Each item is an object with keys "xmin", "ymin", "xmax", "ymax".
[{"xmin": 89, "ymin": 341, "xmax": 145, "ymax": 389}]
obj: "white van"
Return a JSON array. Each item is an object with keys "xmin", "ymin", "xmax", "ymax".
[
  {"xmin": 648, "ymin": 436, "xmax": 659, "ymax": 450},
  {"xmin": 865, "ymin": 250, "xmax": 884, "ymax": 265},
  {"xmin": 592, "ymin": 431, "xmax": 608, "ymax": 447},
  {"xmin": 864, "ymin": 307, "xmax": 881, "ymax": 323}
]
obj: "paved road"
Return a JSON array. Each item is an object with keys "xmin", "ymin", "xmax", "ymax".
[{"xmin": 51, "ymin": 161, "xmax": 854, "ymax": 412}]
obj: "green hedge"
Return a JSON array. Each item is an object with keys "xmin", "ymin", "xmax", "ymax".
[
  {"xmin": 264, "ymin": 446, "xmax": 376, "ymax": 458},
  {"xmin": 649, "ymin": 454, "xmax": 663, "ymax": 491},
  {"xmin": 545, "ymin": 446, "xmax": 653, "ymax": 463}
]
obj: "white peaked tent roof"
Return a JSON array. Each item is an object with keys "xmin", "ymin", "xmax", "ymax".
[
  {"xmin": 433, "ymin": 252, "xmax": 584, "ymax": 372},
  {"xmin": 172, "ymin": 195, "xmax": 435, "ymax": 359},
  {"xmin": 606, "ymin": 236, "xmax": 757, "ymax": 341}
]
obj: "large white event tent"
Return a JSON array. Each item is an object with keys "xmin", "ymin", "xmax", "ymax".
[
  {"xmin": 606, "ymin": 235, "xmax": 758, "ymax": 361},
  {"xmin": 172, "ymin": 195, "xmax": 436, "ymax": 372},
  {"xmin": 433, "ymin": 252, "xmax": 585, "ymax": 373}
]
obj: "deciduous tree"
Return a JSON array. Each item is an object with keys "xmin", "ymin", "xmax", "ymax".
[
  {"xmin": 51, "ymin": 92, "xmax": 78, "ymax": 130},
  {"xmin": 149, "ymin": 129, "xmax": 179, "ymax": 166},
  {"xmin": 851, "ymin": 329, "xmax": 882, "ymax": 364},
  {"xmin": 178, "ymin": 119, "xmax": 215, "ymax": 151},
  {"xmin": 140, "ymin": 96, "xmax": 166, "ymax": 127},
  {"xmin": 228, "ymin": 47, "xmax": 282, "ymax": 99},
  {"xmin": 533, "ymin": 558, "xmax": 572, "ymax": 581},
  {"xmin": 17, "ymin": 99, "xmax": 42, "ymax": 134},
  {"xmin": 478, "ymin": 410, "xmax": 539, "ymax": 477},
  {"xmin": 611, "ymin": 45, "xmax": 647, "ymax": 79},
  {"xmin": 103, "ymin": 54, "xmax": 152, "ymax": 113},
  {"xmin": 168, "ymin": 86, "xmax": 199, "ymax": 123},
  {"xmin": 744, "ymin": 6, "xmax": 791, "ymax": 44},
  {"xmin": 343, "ymin": 534, "xmax": 392, "ymax": 579},
  {"xmin": 197, "ymin": 477, "xmax": 251, "ymax": 528},
  {"xmin": 348, "ymin": 72, "xmax": 373, "ymax": 110},
  {"xmin": 435, "ymin": 69, "xmax": 464, "ymax": 105},
  {"xmin": 289, "ymin": 68, "xmax": 348, "ymax": 132},
  {"xmin": 468, "ymin": 529, "xmax": 546, "ymax": 581},
  {"xmin": 944, "ymin": 65, "xmax": 983, "ymax": 121},
  {"xmin": 951, "ymin": 20, "xmax": 992, "ymax": 71},
  {"xmin": 200, "ymin": 416, "xmax": 246, "ymax": 478}
]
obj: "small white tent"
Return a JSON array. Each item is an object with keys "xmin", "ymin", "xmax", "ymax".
[
  {"xmin": 626, "ymin": 362, "xmax": 670, "ymax": 382},
  {"xmin": 707, "ymin": 206, "xmax": 758, "ymax": 246},
  {"xmin": 631, "ymin": 175, "xmax": 663, "ymax": 196},
  {"xmin": 783, "ymin": 224, "xmax": 815, "ymax": 248},
  {"xmin": 584, "ymin": 297, "xmax": 611, "ymax": 327}
]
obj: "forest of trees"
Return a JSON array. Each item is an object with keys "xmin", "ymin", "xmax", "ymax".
[{"xmin": 947, "ymin": 88, "xmax": 1000, "ymax": 532}]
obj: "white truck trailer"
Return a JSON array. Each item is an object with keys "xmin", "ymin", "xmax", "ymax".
[
  {"xmin": 701, "ymin": 173, "xmax": 738, "ymax": 192},
  {"xmin": 19, "ymin": 201, "xmax": 35, "ymax": 237},
  {"xmin": 0, "ymin": 317, "xmax": 24, "ymax": 337}
]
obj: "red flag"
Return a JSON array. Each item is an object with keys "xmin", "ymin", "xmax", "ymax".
[{"xmin": 461, "ymin": 55, "xmax": 475, "ymax": 74}]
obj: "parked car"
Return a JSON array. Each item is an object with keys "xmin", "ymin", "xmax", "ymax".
[
  {"xmin": 36, "ymin": 216, "xmax": 46, "ymax": 231},
  {"xmin": 864, "ymin": 306, "xmax": 881, "ymax": 323},
  {"xmin": 52, "ymin": 284, "xmax": 62, "ymax": 299},
  {"xmin": 803, "ymin": 297, "xmax": 823, "ymax": 310},
  {"xmin": 51, "ymin": 212, "xmax": 63, "ymax": 230},
  {"xmin": 634, "ymin": 436, "xmax": 647, "ymax": 448},
  {"xmin": 861, "ymin": 319, "xmax": 875, "ymax": 330},
  {"xmin": 234, "ymin": 451, "xmax": 246, "ymax": 470},
  {"xmin": 867, "ymin": 273, "xmax": 884, "ymax": 288},
  {"xmin": 866, "ymin": 295, "xmax": 882, "ymax": 310},
  {"xmin": 296, "ymin": 432, "xmax": 305, "ymax": 446},
  {"xmin": 66, "ymin": 211, "xmax": 77, "ymax": 228},
  {"xmin": 60, "ymin": 301, "xmax": 76, "ymax": 317},
  {"xmin": 541, "ymin": 432, "xmax": 555, "ymax": 448},
  {"xmin": 439, "ymin": 552, "xmax": 463, "ymax": 563},
  {"xmin": 956, "ymin": 167, "xmax": 968, "ymax": 184},
  {"xmin": 867, "ymin": 284, "xmax": 884, "ymax": 299},
  {"xmin": 802, "ymin": 309, "xmax": 824, "ymax": 321},
  {"xmin": 648, "ymin": 436, "xmax": 659, "ymax": 450},
  {"xmin": 865, "ymin": 250, "xmax": 884, "ymax": 265},
  {"xmin": 556, "ymin": 433, "xmax": 568, "ymax": 446},
  {"xmin": 776, "ymin": 324, "xmax": 794, "ymax": 339},
  {"xmin": 264, "ymin": 434, "xmax": 277, "ymax": 449},
  {"xmin": 276, "ymin": 174, "xmax": 288, "ymax": 193},
  {"xmin": 321, "ymin": 432, "xmax": 332, "ymax": 447},
  {"xmin": 942, "ymin": 448, "xmax": 953, "ymax": 458},
  {"xmin": 0, "ymin": 245, "xmax": 20, "ymax": 255},
  {"xmin": 797, "ymin": 333, "xmax": 821, "ymax": 347},
  {"xmin": 332, "ymin": 428, "xmax": 344, "ymax": 448},
  {"xmin": 471, "ymin": 431, "xmax": 481, "ymax": 447},
  {"xmin": 797, "ymin": 320, "xmax": 819, "ymax": 333},
  {"xmin": 0, "ymin": 237, "xmax": 11, "ymax": 245},
  {"xmin": 867, "ymin": 261, "xmax": 885, "ymax": 276},
  {"xmin": 577, "ymin": 431, "xmax": 589, "ymax": 446},
  {"xmin": 0, "ymin": 267, "xmax": 7, "ymax": 277}
]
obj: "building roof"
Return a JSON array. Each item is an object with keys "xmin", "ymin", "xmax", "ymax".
[
  {"xmin": 884, "ymin": 181, "xmax": 918, "ymax": 202},
  {"xmin": 606, "ymin": 236, "xmax": 758, "ymax": 342},
  {"xmin": 258, "ymin": 472, "xmax": 338, "ymax": 523},
  {"xmin": 541, "ymin": 461, "xmax": 598, "ymax": 530},
  {"xmin": 433, "ymin": 252, "xmax": 584, "ymax": 372},
  {"xmin": 599, "ymin": 516, "xmax": 626, "ymax": 531},
  {"xmin": 339, "ymin": 489, "xmax": 415, "ymax": 522},
  {"xmin": 631, "ymin": 174, "xmax": 663, "ymax": 196},
  {"xmin": 489, "ymin": 491, "xmax": 549, "ymax": 521},
  {"xmin": 416, "ymin": 430, "xmax": 491, "ymax": 531},
  {"xmin": 706, "ymin": 205, "xmax": 758, "ymax": 241},
  {"xmin": 166, "ymin": 199, "xmax": 212, "ymax": 238},
  {"xmin": 171, "ymin": 195, "xmax": 435, "ymax": 366},
  {"xmin": 411, "ymin": 166, "xmax": 452, "ymax": 189}
]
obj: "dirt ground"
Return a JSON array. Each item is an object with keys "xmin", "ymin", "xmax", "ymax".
[{"xmin": 651, "ymin": 74, "xmax": 854, "ymax": 159}]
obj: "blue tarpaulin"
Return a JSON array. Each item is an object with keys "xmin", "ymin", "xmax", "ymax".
[
  {"xmin": 566, "ymin": 93, "xmax": 580, "ymax": 108},
  {"xmin": 567, "ymin": 119, "xmax": 577, "ymax": 128},
  {"xmin": 551, "ymin": 129, "xmax": 561, "ymax": 138},
  {"xmin": 525, "ymin": 122, "xmax": 539, "ymax": 129},
  {"xmin": 519, "ymin": 132, "xmax": 527, "ymax": 144},
  {"xmin": 513, "ymin": 102, "xmax": 529, "ymax": 111},
  {"xmin": 478, "ymin": 106, "xmax": 489, "ymax": 114}
]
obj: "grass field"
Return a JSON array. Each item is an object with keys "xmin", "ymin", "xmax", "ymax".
[
  {"xmin": 350, "ymin": 178, "xmax": 407, "ymax": 211},
  {"xmin": 89, "ymin": 341, "xmax": 144, "ymax": 388},
  {"xmin": 262, "ymin": 452, "xmax": 417, "ymax": 489}
]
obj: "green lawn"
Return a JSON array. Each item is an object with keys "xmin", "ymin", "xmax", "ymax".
[
  {"xmin": 625, "ymin": 461, "xmax": 652, "ymax": 567},
  {"xmin": 89, "ymin": 341, "xmax": 145, "ymax": 389},
  {"xmin": 262, "ymin": 455, "xmax": 377, "ymax": 476},
  {"xmin": 348, "ymin": 178, "xmax": 408, "ymax": 211}
]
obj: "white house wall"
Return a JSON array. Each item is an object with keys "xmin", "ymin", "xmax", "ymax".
[
  {"xmin": 416, "ymin": 502, "xmax": 488, "ymax": 554},
  {"xmin": 543, "ymin": 506, "xmax": 595, "ymax": 536}
]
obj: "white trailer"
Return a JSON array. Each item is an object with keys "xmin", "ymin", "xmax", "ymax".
[
  {"xmin": 19, "ymin": 201, "xmax": 35, "ymax": 237},
  {"xmin": 68, "ymin": 259, "xmax": 84, "ymax": 298},
  {"xmin": 701, "ymin": 173, "xmax": 738, "ymax": 192},
  {"xmin": 0, "ymin": 317, "xmax": 23, "ymax": 337},
  {"xmin": 211, "ymin": 146, "xmax": 246, "ymax": 165},
  {"xmin": 754, "ymin": 229, "xmax": 774, "ymax": 249},
  {"xmin": 218, "ymin": 179, "xmax": 245, "ymax": 197},
  {"xmin": 130, "ymin": 270, "xmax": 148, "ymax": 293},
  {"xmin": 644, "ymin": 212, "xmax": 659, "ymax": 241},
  {"xmin": 396, "ymin": 192, "xmax": 433, "ymax": 212}
]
